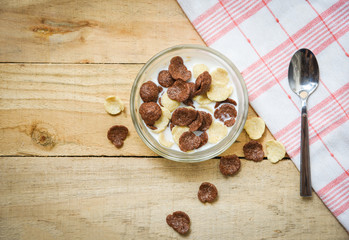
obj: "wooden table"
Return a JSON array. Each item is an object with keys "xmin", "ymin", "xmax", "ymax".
[{"xmin": 0, "ymin": 1, "xmax": 347, "ymax": 239}]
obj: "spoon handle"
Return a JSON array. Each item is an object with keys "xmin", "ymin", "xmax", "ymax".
[{"xmin": 300, "ymin": 102, "xmax": 312, "ymax": 197}]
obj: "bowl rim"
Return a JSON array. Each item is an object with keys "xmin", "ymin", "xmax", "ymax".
[{"xmin": 130, "ymin": 44, "xmax": 249, "ymax": 162}]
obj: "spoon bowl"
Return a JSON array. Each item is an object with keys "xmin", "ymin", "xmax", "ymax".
[{"xmin": 288, "ymin": 48, "xmax": 319, "ymax": 197}]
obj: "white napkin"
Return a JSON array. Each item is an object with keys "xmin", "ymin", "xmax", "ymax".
[{"xmin": 178, "ymin": 0, "xmax": 349, "ymax": 230}]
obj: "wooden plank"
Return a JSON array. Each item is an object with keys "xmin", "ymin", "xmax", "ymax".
[
  {"xmin": 0, "ymin": 63, "xmax": 275, "ymax": 157},
  {"xmin": 0, "ymin": 157, "xmax": 347, "ymax": 239},
  {"xmin": 0, "ymin": 0, "xmax": 203, "ymax": 63}
]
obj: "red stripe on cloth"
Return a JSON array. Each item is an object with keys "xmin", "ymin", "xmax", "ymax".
[
  {"xmin": 288, "ymin": 115, "xmax": 348, "ymax": 157},
  {"xmin": 284, "ymin": 96, "xmax": 348, "ymax": 151},
  {"xmin": 217, "ymin": 0, "xmax": 348, "ymax": 173},
  {"xmin": 306, "ymin": 0, "xmax": 349, "ymax": 57},
  {"xmin": 192, "ymin": 2, "xmax": 222, "ymax": 27},
  {"xmin": 196, "ymin": 1, "xmax": 240, "ymax": 33},
  {"xmin": 326, "ymin": 188, "xmax": 349, "ymax": 207},
  {"xmin": 322, "ymin": 179, "xmax": 349, "ymax": 201},
  {"xmin": 262, "ymin": 0, "xmax": 297, "ymax": 46},
  {"xmin": 248, "ymin": 26, "xmax": 347, "ymax": 101},
  {"xmin": 196, "ymin": 1, "xmax": 250, "ymax": 40},
  {"xmin": 333, "ymin": 199, "xmax": 349, "ymax": 217},
  {"xmin": 243, "ymin": 1, "xmax": 348, "ymax": 97},
  {"xmin": 248, "ymin": 15, "xmax": 348, "ymax": 97},
  {"xmin": 285, "ymin": 105, "xmax": 345, "ymax": 154},
  {"xmin": 275, "ymin": 83, "xmax": 349, "ymax": 140},
  {"xmin": 248, "ymin": 10, "xmax": 348, "ymax": 100},
  {"xmin": 318, "ymin": 171, "xmax": 349, "ymax": 197},
  {"xmin": 206, "ymin": 0, "xmax": 270, "ymax": 45},
  {"xmin": 199, "ymin": 0, "xmax": 247, "ymax": 39},
  {"xmin": 246, "ymin": 23, "xmax": 346, "ymax": 98},
  {"xmin": 242, "ymin": 0, "xmax": 347, "ymax": 78}
]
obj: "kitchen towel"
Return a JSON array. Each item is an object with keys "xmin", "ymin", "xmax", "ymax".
[{"xmin": 177, "ymin": 0, "xmax": 349, "ymax": 230}]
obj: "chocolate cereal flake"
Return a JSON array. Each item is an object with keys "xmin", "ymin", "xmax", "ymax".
[
  {"xmin": 214, "ymin": 104, "xmax": 237, "ymax": 127},
  {"xmin": 107, "ymin": 125, "xmax": 129, "ymax": 148},
  {"xmin": 188, "ymin": 111, "xmax": 202, "ymax": 132},
  {"xmin": 171, "ymin": 107, "xmax": 197, "ymax": 126},
  {"xmin": 198, "ymin": 182, "xmax": 218, "ymax": 203},
  {"xmin": 219, "ymin": 154, "xmax": 241, "ymax": 176},
  {"xmin": 243, "ymin": 140, "xmax": 264, "ymax": 162},
  {"xmin": 166, "ymin": 211, "xmax": 190, "ymax": 235},
  {"xmin": 168, "ymin": 56, "xmax": 192, "ymax": 81},
  {"xmin": 158, "ymin": 70, "xmax": 175, "ymax": 88},
  {"xmin": 139, "ymin": 102, "xmax": 162, "ymax": 125},
  {"xmin": 198, "ymin": 111, "xmax": 213, "ymax": 131},
  {"xmin": 179, "ymin": 131, "xmax": 201, "ymax": 152},
  {"xmin": 224, "ymin": 118, "xmax": 236, "ymax": 127},
  {"xmin": 140, "ymin": 81, "xmax": 159, "ymax": 102},
  {"xmin": 194, "ymin": 71, "xmax": 212, "ymax": 96},
  {"xmin": 187, "ymin": 82, "xmax": 196, "ymax": 99},
  {"xmin": 198, "ymin": 131, "xmax": 208, "ymax": 148},
  {"xmin": 167, "ymin": 80, "xmax": 191, "ymax": 102},
  {"xmin": 215, "ymin": 98, "xmax": 237, "ymax": 108},
  {"xmin": 183, "ymin": 98, "xmax": 195, "ymax": 108}
]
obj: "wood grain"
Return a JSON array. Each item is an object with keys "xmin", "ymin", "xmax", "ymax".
[
  {"xmin": 0, "ymin": 157, "xmax": 347, "ymax": 240},
  {"xmin": 0, "ymin": 0, "xmax": 346, "ymax": 238},
  {"xmin": 0, "ymin": 0, "xmax": 203, "ymax": 63},
  {"xmin": 0, "ymin": 63, "xmax": 275, "ymax": 157}
]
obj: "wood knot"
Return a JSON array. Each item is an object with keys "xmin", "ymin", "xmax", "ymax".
[{"xmin": 30, "ymin": 123, "xmax": 56, "ymax": 150}]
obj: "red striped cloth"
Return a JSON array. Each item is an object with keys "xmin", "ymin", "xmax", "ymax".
[{"xmin": 178, "ymin": 0, "xmax": 349, "ymax": 230}]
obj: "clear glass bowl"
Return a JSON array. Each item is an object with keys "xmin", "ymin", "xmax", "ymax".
[{"xmin": 130, "ymin": 44, "xmax": 248, "ymax": 163}]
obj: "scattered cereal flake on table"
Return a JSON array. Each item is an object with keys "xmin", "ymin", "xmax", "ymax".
[
  {"xmin": 210, "ymin": 67, "xmax": 229, "ymax": 85},
  {"xmin": 193, "ymin": 94, "xmax": 212, "ymax": 105},
  {"xmin": 266, "ymin": 140, "xmax": 285, "ymax": 163},
  {"xmin": 219, "ymin": 154, "xmax": 241, "ymax": 176},
  {"xmin": 152, "ymin": 107, "xmax": 171, "ymax": 133},
  {"xmin": 198, "ymin": 104, "xmax": 213, "ymax": 113},
  {"xmin": 166, "ymin": 211, "xmax": 190, "ymax": 235},
  {"xmin": 193, "ymin": 64, "xmax": 209, "ymax": 79},
  {"xmin": 207, "ymin": 120, "xmax": 228, "ymax": 144},
  {"xmin": 243, "ymin": 140, "xmax": 264, "ymax": 162},
  {"xmin": 207, "ymin": 84, "xmax": 233, "ymax": 102},
  {"xmin": 161, "ymin": 92, "xmax": 180, "ymax": 112},
  {"xmin": 104, "ymin": 96, "xmax": 124, "ymax": 115},
  {"xmin": 159, "ymin": 132, "xmax": 174, "ymax": 148},
  {"xmin": 171, "ymin": 126, "xmax": 189, "ymax": 145},
  {"xmin": 244, "ymin": 117, "xmax": 265, "ymax": 140},
  {"xmin": 198, "ymin": 182, "xmax": 218, "ymax": 203},
  {"xmin": 107, "ymin": 125, "xmax": 128, "ymax": 148}
]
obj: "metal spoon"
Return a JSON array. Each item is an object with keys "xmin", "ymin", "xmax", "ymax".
[{"xmin": 288, "ymin": 48, "xmax": 319, "ymax": 197}]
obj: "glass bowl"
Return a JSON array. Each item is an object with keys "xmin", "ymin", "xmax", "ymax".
[{"xmin": 130, "ymin": 44, "xmax": 248, "ymax": 163}]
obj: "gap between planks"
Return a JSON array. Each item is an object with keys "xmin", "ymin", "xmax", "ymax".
[
  {"xmin": 0, "ymin": 62, "xmax": 144, "ymax": 65},
  {"xmin": 0, "ymin": 154, "xmax": 291, "ymax": 160}
]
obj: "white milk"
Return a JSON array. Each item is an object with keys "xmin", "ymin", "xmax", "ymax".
[{"xmin": 144, "ymin": 55, "xmax": 239, "ymax": 152}]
